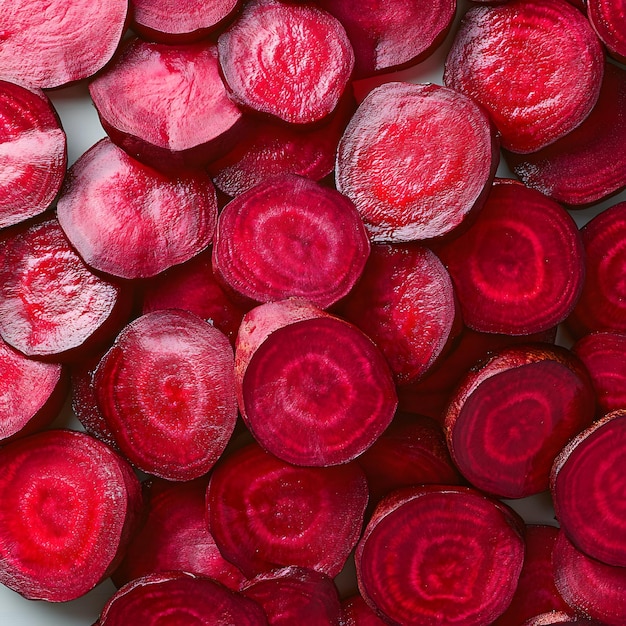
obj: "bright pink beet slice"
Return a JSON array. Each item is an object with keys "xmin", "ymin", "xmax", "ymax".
[
  {"xmin": 0, "ymin": 0, "xmax": 128, "ymax": 88},
  {"xmin": 235, "ymin": 299, "xmax": 397, "ymax": 466},
  {"xmin": 341, "ymin": 594, "xmax": 388, "ymax": 625},
  {"xmin": 444, "ymin": 0, "xmax": 604, "ymax": 153},
  {"xmin": 213, "ymin": 175, "xmax": 369, "ymax": 309},
  {"xmin": 218, "ymin": 0, "xmax": 354, "ymax": 125},
  {"xmin": 94, "ymin": 309, "xmax": 238, "ymax": 481},
  {"xmin": 336, "ymin": 81, "xmax": 498, "ymax": 242},
  {"xmin": 588, "ymin": 0, "xmax": 626, "ymax": 63},
  {"xmin": 444, "ymin": 344, "xmax": 595, "ymax": 498},
  {"xmin": 89, "ymin": 37, "xmax": 244, "ymax": 172},
  {"xmin": 57, "ymin": 138, "xmax": 217, "ymax": 280},
  {"xmin": 207, "ymin": 442, "xmax": 368, "ymax": 578},
  {"xmin": 0, "ymin": 80, "xmax": 66, "ymax": 228},
  {"xmin": 0, "ymin": 429, "xmax": 141, "ymax": 602},
  {"xmin": 98, "ymin": 571, "xmax": 268, "ymax": 625},
  {"xmin": 437, "ymin": 179, "xmax": 584, "ymax": 335},
  {"xmin": 551, "ymin": 410, "xmax": 626, "ymax": 568},
  {"xmin": 355, "ymin": 485, "xmax": 525, "ymax": 625}
]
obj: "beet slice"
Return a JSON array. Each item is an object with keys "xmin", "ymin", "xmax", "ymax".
[
  {"xmin": 206, "ymin": 442, "xmax": 368, "ymax": 578},
  {"xmin": 335, "ymin": 81, "xmax": 498, "ymax": 242},
  {"xmin": 213, "ymin": 175, "xmax": 369, "ymax": 309},
  {"xmin": 94, "ymin": 309, "xmax": 238, "ymax": 481},
  {"xmin": 0, "ymin": 0, "xmax": 128, "ymax": 88},
  {"xmin": 355, "ymin": 485, "xmax": 525, "ymax": 625},
  {"xmin": 56, "ymin": 138, "xmax": 217, "ymax": 280},
  {"xmin": 235, "ymin": 299, "xmax": 397, "ymax": 466},
  {"xmin": 505, "ymin": 61, "xmax": 626, "ymax": 207},
  {"xmin": 218, "ymin": 0, "xmax": 354, "ymax": 125},
  {"xmin": 444, "ymin": 344, "xmax": 595, "ymax": 498},
  {"xmin": 98, "ymin": 571, "xmax": 268, "ymax": 625},
  {"xmin": 341, "ymin": 594, "xmax": 388, "ymax": 625},
  {"xmin": 0, "ymin": 429, "xmax": 141, "ymax": 602},
  {"xmin": 338, "ymin": 242, "xmax": 458, "ymax": 383},
  {"xmin": 436, "ymin": 178, "xmax": 584, "ymax": 335},
  {"xmin": 551, "ymin": 410, "xmax": 626, "ymax": 567},
  {"xmin": 587, "ymin": 0, "xmax": 626, "ymax": 63},
  {"xmin": 89, "ymin": 37, "xmax": 244, "ymax": 172},
  {"xmin": 443, "ymin": 0, "xmax": 604, "ymax": 153},
  {"xmin": 522, "ymin": 613, "xmax": 604, "ymax": 626}
]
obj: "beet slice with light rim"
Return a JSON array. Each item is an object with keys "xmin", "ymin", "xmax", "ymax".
[
  {"xmin": 444, "ymin": 0, "xmax": 604, "ymax": 153},
  {"xmin": 336, "ymin": 81, "xmax": 498, "ymax": 242},
  {"xmin": 587, "ymin": 0, "xmax": 626, "ymax": 64},
  {"xmin": 522, "ymin": 613, "xmax": 604, "ymax": 626}
]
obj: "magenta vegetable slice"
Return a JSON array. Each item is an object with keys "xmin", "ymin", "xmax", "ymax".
[
  {"xmin": 355, "ymin": 485, "xmax": 525, "ymax": 625},
  {"xmin": 336, "ymin": 81, "xmax": 498, "ymax": 242},
  {"xmin": 341, "ymin": 594, "xmax": 388, "ymax": 625},
  {"xmin": 207, "ymin": 442, "xmax": 368, "ymax": 578},
  {"xmin": 522, "ymin": 612, "xmax": 604, "ymax": 626},
  {"xmin": 587, "ymin": 0, "xmax": 626, "ymax": 63},
  {"xmin": 213, "ymin": 175, "xmax": 369, "ymax": 309},
  {"xmin": 444, "ymin": 0, "xmax": 604, "ymax": 153},
  {"xmin": 94, "ymin": 309, "xmax": 237, "ymax": 481}
]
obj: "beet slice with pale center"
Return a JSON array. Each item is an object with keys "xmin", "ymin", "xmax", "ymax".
[{"xmin": 587, "ymin": 0, "xmax": 626, "ymax": 64}]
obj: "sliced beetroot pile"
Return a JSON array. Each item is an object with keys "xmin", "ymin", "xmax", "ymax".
[
  {"xmin": 206, "ymin": 442, "xmax": 368, "ymax": 578},
  {"xmin": 235, "ymin": 299, "xmax": 397, "ymax": 466},
  {"xmin": 444, "ymin": 0, "xmax": 604, "ymax": 153},
  {"xmin": 437, "ymin": 179, "xmax": 584, "ymax": 335},
  {"xmin": 336, "ymin": 81, "xmax": 498, "ymax": 242},
  {"xmin": 56, "ymin": 138, "xmax": 217, "ymax": 280},
  {"xmin": 355, "ymin": 485, "xmax": 525, "ymax": 625},
  {"xmin": 94, "ymin": 309, "xmax": 238, "ymax": 481},
  {"xmin": 551, "ymin": 410, "xmax": 626, "ymax": 567},
  {"xmin": 89, "ymin": 37, "xmax": 244, "ymax": 172},
  {"xmin": 341, "ymin": 594, "xmax": 388, "ymax": 625},
  {"xmin": 218, "ymin": 0, "xmax": 354, "ymax": 125},
  {"xmin": 587, "ymin": 0, "xmax": 626, "ymax": 63},
  {"xmin": 0, "ymin": 429, "xmax": 141, "ymax": 602}
]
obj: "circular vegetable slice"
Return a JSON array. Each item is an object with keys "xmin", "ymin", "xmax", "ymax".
[
  {"xmin": 522, "ymin": 612, "xmax": 604, "ymax": 626},
  {"xmin": 587, "ymin": 0, "xmax": 626, "ymax": 64}
]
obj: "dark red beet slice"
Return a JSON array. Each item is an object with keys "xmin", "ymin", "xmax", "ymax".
[
  {"xmin": 0, "ymin": 0, "xmax": 128, "ymax": 88},
  {"xmin": 336, "ymin": 81, "xmax": 498, "ymax": 242},
  {"xmin": 551, "ymin": 410, "xmax": 626, "ymax": 567},
  {"xmin": 506, "ymin": 61, "xmax": 626, "ymax": 207},
  {"xmin": 566, "ymin": 201, "xmax": 626, "ymax": 338},
  {"xmin": 0, "ymin": 217, "xmax": 127, "ymax": 360},
  {"xmin": 0, "ymin": 80, "xmax": 66, "ymax": 228},
  {"xmin": 552, "ymin": 529, "xmax": 626, "ymax": 625},
  {"xmin": 218, "ymin": 0, "xmax": 354, "ymax": 125},
  {"xmin": 588, "ymin": 0, "xmax": 626, "ymax": 63},
  {"xmin": 89, "ymin": 37, "xmax": 244, "ymax": 172},
  {"xmin": 522, "ymin": 613, "xmax": 603, "ymax": 626},
  {"xmin": 56, "ymin": 138, "xmax": 217, "ymax": 280},
  {"xmin": 241, "ymin": 567, "xmax": 342, "ymax": 625},
  {"xmin": 316, "ymin": 0, "xmax": 455, "ymax": 78},
  {"xmin": 207, "ymin": 442, "xmax": 368, "ymax": 578},
  {"xmin": 235, "ymin": 299, "xmax": 397, "ymax": 466},
  {"xmin": 213, "ymin": 175, "xmax": 369, "ymax": 309},
  {"xmin": 341, "ymin": 594, "xmax": 388, "ymax": 625},
  {"xmin": 98, "ymin": 571, "xmax": 268, "ymax": 625},
  {"xmin": 94, "ymin": 309, "xmax": 237, "ymax": 481},
  {"xmin": 338, "ymin": 242, "xmax": 458, "ymax": 383},
  {"xmin": 437, "ymin": 179, "xmax": 584, "ymax": 335},
  {"xmin": 0, "ymin": 429, "xmax": 141, "ymax": 602},
  {"xmin": 355, "ymin": 485, "xmax": 525, "ymax": 625},
  {"xmin": 444, "ymin": 0, "xmax": 604, "ymax": 153},
  {"xmin": 444, "ymin": 344, "xmax": 595, "ymax": 498}
]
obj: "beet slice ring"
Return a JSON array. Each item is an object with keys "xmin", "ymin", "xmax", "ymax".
[
  {"xmin": 336, "ymin": 81, "xmax": 498, "ymax": 242},
  {"xmin": 587, "ymin": 0, "xmax": 626, "ymax": 64},
  {"xmin": 551, "ymin": 410, "xmax": 626, "ymax": 568},
  {"xmin": 355, "ymin": 485, "xmax": 525, "ymax": 625},
  {"xmin": 444, "ymin": 0, "xmax": 604, "ymax": 153}
]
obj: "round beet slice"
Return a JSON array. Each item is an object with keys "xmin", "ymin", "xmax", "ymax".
[
  {"xmin": 94, "ymin": 309, "xmax": 238, "ymax": 481},
  {"xmin": 207, "ymin": 442, "xmax": 368, "ymax": 578},
  {"xmin": 588, "ymin": 0, "xmax": 626, "ymax": 64},
  {"xmin": 57, "ymin": 138, "xmax": 217, "ymax": 280},
  {"xmin": 341, "ymin": 594, "xmax": 389, "ymax": 625},
  {"xmin": 0, "ymin": 429, "xmax": 141, "ymax": 602},
  {"xmin": 444, "ymin": 344, "xmax": 595, "ymax": 498},
  {"xmin": 444, "ymin": 0, "xmax": 604, "ymax": 153},
  {"xmin": 235, "ymin": 299, "xmax": 397, "ymax": 466},
  {"xmin": 437, "ymin": 179, "xmax": 584, "ymax": 335},
  {"xmin": 551, "ymin": 410, "xmax": 626, "ymax": 567},
  {"xmin": 213, "ymin": 174, "xmax": 369, "ymax": 309},
  {"xmin": 522, "ymin": 613, "xmax": 604, "ymax": 626},
  {"xmin": 0, "ymin": 80, "xmax": 66, "ymax": 229},
  {"xmin": 355, "ymin": 485, "xmax": 525, "ymax": 625},
  {"xmin": 336, "ymin": 81, "xmax": 498, "ymax": 242}
]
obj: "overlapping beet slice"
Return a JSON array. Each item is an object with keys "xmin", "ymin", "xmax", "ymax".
[
  {"xmin": 336, "ymin": 81, "xmax": 498, "ymax": 242},
  {"xmin": 522, "ymin": 613, "xmax": 604, "ymax": 626},
  {"xmin": 587, "ymin": 0, "xmax": 626, "ymax": 63},
  {"xmin": 341, "ymin": 594, "xmax": 388, "ymax": 625}
]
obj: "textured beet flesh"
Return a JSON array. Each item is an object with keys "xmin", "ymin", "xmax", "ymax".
[
  {"xmin": 341, "ymin": 594, "xmax": 389, "ymax": 625},
  {"xmin": 207, "ymin": 442, "xmax": 368, "ymax": 578},
  {"xmin": 587, "ymin": 0, "xmax": 626, "ymax": 63},
  {"xmin": 444, "ymin": 0, "xmax": 604, "ymax": 153},
  {"xmin": 522, "ymin": 613, "xmax": 604, "ymax": 626},
  {"xmin": 336, "ymin": 81, "xmax": 498, "ymax": 242}
]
